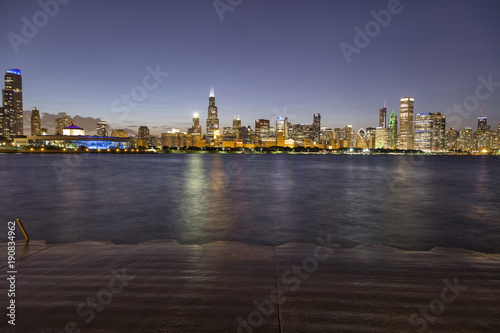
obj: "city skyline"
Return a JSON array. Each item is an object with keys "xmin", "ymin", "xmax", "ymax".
[{"xmin": 1, "ymin": 1, "xmax": 499, "ymax": 132}]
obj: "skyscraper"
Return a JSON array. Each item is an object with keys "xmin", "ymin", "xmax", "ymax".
[
  {"xmin": 379, "ymin": 106, "xmax": 387, "ymax": 128},
  {"xmin": 313, "ymin": 113, "xmax": 321, "ymax": 141},
  {"xmin": 232, "ymin": 116, "xmax": 241, "ymax": 140},
  {"xmin": 138, "ymin": 126, "xmax": 150, "ymax": 147},
  {"xmin": 276, "ymin": 117, "xmax": 289, "ymax": 139},
  {"xmin": 431, "ymin": 112, "xmax": 446, "ymax": 151},
  {"xmin": 97, "ymin": 121, "xmax": 109, "ymax": 136},
  {"xmin": 31, "ymin": 107, "xmax": 41, "ymax": 136},
  {"xmin": 188, "ymin": 113, "xmax": 202, "ymax": 136},
  {"xmin": 477, "ymin": 116, "xmax": 488, "ymax": 133},
  {"xmin": 55, "ymin": 115, "xmax": 73, "ymax": 135},
  {"xmin": 255, "ymin": 119, "xmax": 270, "ymax": 139},
  {"xmin": 398, "ymin": 97, "xmax": 414, "ymax": 150},
  {"xmin": 2, "ymin": 69, "xmax": 23, "ymax": 138},
  {"xmin": 414, "ymin": 112, "xmax": 446, "ymax": 151},
  {"xmin": 388, "ymin": 110, "xmax": 398, "ymax": 149},
  {"xmin": 206, "ymin": 87, "xmax": 219, "ymax": 141}
]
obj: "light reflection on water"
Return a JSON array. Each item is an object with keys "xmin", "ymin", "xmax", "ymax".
[{"xmin": 0, "ymin": 154, "xmax": 499, "ymax": 253}]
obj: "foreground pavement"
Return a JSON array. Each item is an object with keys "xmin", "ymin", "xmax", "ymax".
[{"xmin": 1, "ymin": 240, "xmax": 499, "ymax": 332}]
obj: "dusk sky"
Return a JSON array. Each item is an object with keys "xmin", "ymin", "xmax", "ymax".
[{"xmin": 1, "ymin": 0, "xmax": 500, "ymax": 135}]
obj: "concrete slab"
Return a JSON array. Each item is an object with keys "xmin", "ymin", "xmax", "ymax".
[{"xmin": 0, "ymin": 241, "xmax": 499, "ymax": 332}]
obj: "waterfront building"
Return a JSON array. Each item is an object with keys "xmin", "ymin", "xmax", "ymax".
[
  {"xmin": 2, "ymin": 69, "xmax": 23, "ymax": 138},
  {"xmin": 97, "ymin": 121, "xmax": 108, "ymax": 137},
  {"xmin": 62, "ymin": 123, "xmax": 85, "ymax": 136},
  {"xmin": 398, "ymin": 97, "xmax": 414, "ymax": 150},
  {"xmin": 31, "ymin": 107, "xmax": 41, "ymax": 136}
]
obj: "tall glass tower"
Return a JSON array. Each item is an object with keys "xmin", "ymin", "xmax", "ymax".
[
  {"xmin": 206, "ymin": 87, "xmax": 219, "ymax": 141},
  {"xmin": 388, "ymin": 110, "xmax": 398, "ymax": 149},
  {"xmin": 398, "ymin": 97, "xmax": 414, "ymax": 150},
  {"xmin": 2, "ymin": 69, "xmax": 23, "ymax": 138}
]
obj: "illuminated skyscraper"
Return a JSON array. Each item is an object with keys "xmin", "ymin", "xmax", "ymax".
[
  {"xmin": 379, "ymin": 106, "xmax": 387, "ymax": 128},
  {"xmin": 233, "ymin": 116, "xmax": 241, "ymax": 140},
  {"xmin": 375, "ymin": 127, "xmax": 389, "ymax": 149},
  {"xmin": 97, "ymin": 121, "xmax": 108, "ymax": 137},
  {"xmin": 445, "ymin": 128, "xmax": 459, "ymax": 151},
  {"xmin": 388, "ymin": 110, "xmax": 398, "ymax": 149},
  {"xmin": 206, "ymin": 87, "xmax": 219, "ymax": 141},
  {"xmin": 313, "ymin": 113, "xmax": 321, "ymax": 141},
  {"xmin": 255, "ymin": 119, "xmax": 270, "ymax": 139},
  {"xmin": 398, "ymin": 97, "xmax": 414, "ymax": 150},
  {"xmin": 477, "ymin": 116, "xmax": 488, "ymax": 133},
  {"xmin": 188, "ymin": 113, "xmax": 202, "ymax": 135},
  {"xmin": 2, "ymin": 69, "xmax": 23, "ymax": 138},
  {"xmin": 55, "ymin": 115, "xmax": 73, "ymax": 135},
  {"xmin": 276, "ymin": 117, "xmax": 289, "ymax": 139},
  {"xmin": 138, "ymin": 126, "xmax": 150, "ymax": 147},
  {"xmin": 458, "ymin": 127, "xmax": 474, "ymax": 151},
  {"xmin": 414, "ymin": 112, "xmax": 446, "ymax": 151},
  {"xmin": 431, "ymin": 112, "xmax": 446, "ymax": 151},
  {"xmin": 31, "ymin": 107, "xmax": 41, "ymax": 136}
]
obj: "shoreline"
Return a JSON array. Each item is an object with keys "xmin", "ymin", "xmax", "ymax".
[{"xmin": 0, "ymin": 148, "xmax": 497, "ymax": 156}]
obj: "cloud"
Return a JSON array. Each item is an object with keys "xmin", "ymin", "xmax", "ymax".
[{"xmin": 23, "ymin": 110, "xmax": 103, "ymax": 135}]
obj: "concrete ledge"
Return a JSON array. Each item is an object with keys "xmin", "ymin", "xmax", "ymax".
[{"xmin": 1, "ymin": 241, "xmax": 499, "ymax": 332}]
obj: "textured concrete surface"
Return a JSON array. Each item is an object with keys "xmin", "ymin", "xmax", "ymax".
[{"xmin": 1, "ymin": 240, "xmax": 499, "ymax": 332}]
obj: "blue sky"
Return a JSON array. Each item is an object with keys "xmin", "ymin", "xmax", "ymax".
[{"xmin": 1, "ymin": 0, "xmax": 499, "ymax": 134}]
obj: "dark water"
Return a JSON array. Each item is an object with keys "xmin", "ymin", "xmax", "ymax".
[{"xmin": 1, "ymin": 153, "xmax": 499, "ymax": 252}]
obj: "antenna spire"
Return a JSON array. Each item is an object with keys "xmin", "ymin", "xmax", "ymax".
[{"xmin": 210, "ymin": 87, "xmax": 214, "ymax": 98}]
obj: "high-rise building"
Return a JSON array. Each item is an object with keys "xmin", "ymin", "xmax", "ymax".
[
  {"xmin": 31, "ymin": 107, "xmax": 41, "ymax": 136},
  {"xmin": 414, "ymin": 113, "xmax": 432, "ymax": 151},
  {"xmin": 138, "ymin": 126, "xmax": 150, "ymax": 147},
  {"xmin": 188, "ymin": 113, "xmax": 202, "ymax": 135},
  {"xmin": 388, "ymin": 110, "xmax": 398, "ymax": 149},
  {"xmin": 477, "ymin": 116, "xmax": 488, "ymax": 133},
  {"xmin": 458, "ymin": 127, "xmax": 474, "ymax": 151},
  {"xmin": 414, "ymin": 112, "xmax": 446, "ymax": 151},
  {"xmin": 206, "ymin": 87, "xmax": 219, "ymax": 141},
  {"xmin": 431, "ymin": 112, "xmax": 446, "ymax": 151},
  {"xmin": 379, "ymin": 107, "xmax": 387, "ymax": 128},
  {"xmin": 55, "ymin": 115, "xmax": 73, "ymax": 135},
  {"xmin": 2, "ymin": 69, "xmax": 23, "ymax": 138},
  {"xmin": 313, "ymin": 113, "xmax": 321, "ymax": 141},
  {"xmin": 111, "ymin": 129, "xmax": 128, "ymax": 138},
  {"xmin": 276, "ymin": 117, "xmax": 289, "ymax": 139},
  {"xmin": 255, "ymin": 119, "xmax": 270, "ymax": 139},
  {"xmin": 0, "ymin": 107, "xmax": 4, "ymax": 137},
  {"xmin": 375, "ymin": 127, "xmax": 389, "ymax": 149},
  {"xmin": 232, "ymin": 116, "xmax": 241, "ymax": 140},
  {"xmin": 398, "ymin": 97, "xmax": 414, "ymax": 150},
  {"xmin": 97, "ymin": 121, "xmax": 108, "ymax": 137},
  {"xmin": 445, "ymin": 128, "xmax": 459, "ymax": 151}
]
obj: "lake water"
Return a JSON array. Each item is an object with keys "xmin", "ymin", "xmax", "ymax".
[{"xmin": 1, "ymin": 153, "xmax": 499, "ymax": 253}]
